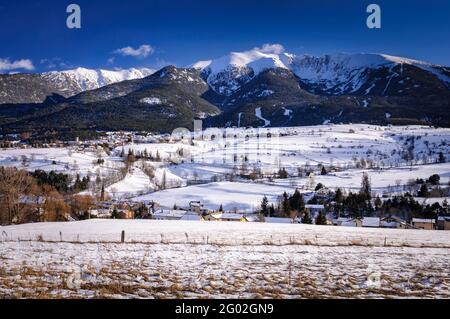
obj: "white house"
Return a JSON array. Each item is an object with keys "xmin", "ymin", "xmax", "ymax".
[
  {"xmin": 264, "ymin": 217, "xmax": 293, "ymax": 224},
  {"xmin": 180, "ymin": 213, "xmax": 203, "ymax": 221},
  {"xmin": 380, "ymin": 216, "xmax": 410, "ymax": 229},
  {"xmin": 205, "ymin": 213, "xmax": 246, "ymax": 222},
  {"xmin": 334, "ymin": 217, "xmax": 363, "ymax": 227},
  {"xmin": 88, "ymin": 208, "xmax": 112, "ymax": 219},
  {"xmin": 362, "ymin": 217, "xmax": 381, "ymax": 228},
  {"xmin": 152, "ymin": 209, "xmax": 188, "ymax": 221}
]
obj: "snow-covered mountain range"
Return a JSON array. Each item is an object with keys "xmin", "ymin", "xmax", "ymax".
[
  {"xmin": 43, "ymin": 67, "xmax": 155, "ymax": 93},
  {"xmin": 0, "ymin": 45, "xmax": 449, "ymax": 132},
  {"xmin": 192, "ymin": 46, "xmax": 449, "ymax": 96},
  {"xmin": 0, "ymin": 67, "xmax": 155, "ymax": 104}
]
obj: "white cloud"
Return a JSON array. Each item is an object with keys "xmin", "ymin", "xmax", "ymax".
[
  {"xmin": 107, "ymin": 57, "xmax": 115, "ymax": 64},
  {"xmin": 0, "ymin": 58, "xmax": 35, "ymax": 72},
  {"xmin": 255, "ymin": 43, "xmax": 285, "ymax": 54},
  {"xmin": 39, "ymin": 57, "xmax": 71, "ymax": 70},
  {"xmin": 113, "ymin": 44, "xmax": 154, "ymax": 58}
]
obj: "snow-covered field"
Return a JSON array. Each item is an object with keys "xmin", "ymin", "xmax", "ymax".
[
  {"xmin": 0, "ymin": 147, "xmax": 124, "ymax": 180},
  {"xmin": 133, "ymin": 181, "xmax": 295, "ymax": 211},
  {"xmin": 105, "ymin": 167, "xmax": 185, "ymax": 199},
  {"xmin": 1, "ymin": 124, "xmax": 448, "ymax": 203},
  {"xmin": 271, "ymin": 163, "xmax": 450, "ymax": 192},
  {"xmin": 1, "ymin": 220, "xmax": 450, "ymax": 298}
]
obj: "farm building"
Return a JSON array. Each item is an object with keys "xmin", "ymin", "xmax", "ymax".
[
  {"xmin": 412, "ymin": 218, "xmax": 436, "ymax": 230},
  {"xmin": 437, "ymin": 216, "xmax": 450, "ymax": 230}
]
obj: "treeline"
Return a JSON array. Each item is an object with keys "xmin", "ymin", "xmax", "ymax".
[
  {"xmin": 262, "ymin": 173, "xmax": 449, "ymax": 222},
  {"xmin": 259, "ymin": 189, "xmax": 328, "ymax": 225},
  {"xmin": 0, "ymin": 167, "xmax": 93, "ymax": 225},
  {"xmin": 121, "ymin": 148, "xmax": 162, "ymax": 164},
  {"xmin": 31, "ymin": 170, "xmax": 90, "ymax": 194}
]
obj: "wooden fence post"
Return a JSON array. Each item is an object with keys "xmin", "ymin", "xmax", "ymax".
[{"xmin": 121, "ymin": 230, "xmax": 125, "ymax": 243}]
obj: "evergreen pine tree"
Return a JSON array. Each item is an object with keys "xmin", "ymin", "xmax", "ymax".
[
  {"xmin": 282, "ymin": 192, "xmax": 291, "ymax": 216},
  {"xmin": 374, "ymin": 196, "xmax": 382, "ymax": 212},
  {"xmin": 418, "ymin": 184, "xmax": 429, "ymax": 197},
  {"xmin": 269, "ymin": 204, "xmax": 275, "ymax": 217},
  {"xmin": 260, "ymin": 196, "xmax": 269, "ymax": 216},
  {"xmin": 439, "ymin": 152, "xmax": 445, "ymax": 163},
  {"xmin": 442, "ymin": 199, "xmax": 448, "ymax": 214},
  {"xmin": 290, "ymin": 189, "xmax": 305, "ymax": 212},
  {"xmin": 111, "ymin": 208, "xmax": 119, "ymax": 219},
  {"xmin": 360, "ymin": 173, "xmax": 372, "ymax": 200},
  {"xmin": 301, "ymin": 211, "xmax": 313, "ymax": 224},
  {"xmin": 74, "ymin": 174, "xmax": 82, "ymax": 191},
  {"xmin": 334, "ymin": 188, "xmax": 344, "ymax": 215},
  {"xmin": 315, "ymin": 183, "xmax": 324, "ymax": 191},
  {"xmin": 100, "ymin": 184, "xmax": 105, "ymax": 201},
  {"xmin": 161, "ymin": 170, "xmax": 167, "ymax": 190},
  {"xmin": 278, "ymin": 168, "xmax": 288, "ymax": 179},
  {"xmin": 315, "ymin": 211, "xmax": 327, "ymax": 225}
]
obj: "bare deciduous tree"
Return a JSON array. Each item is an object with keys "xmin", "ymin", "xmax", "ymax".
[{"xmin": 0, "ymin": 167, "xmax": 36, "ymax": 224}]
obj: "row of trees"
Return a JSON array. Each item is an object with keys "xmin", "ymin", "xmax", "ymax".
[
  {"xmin": 121, "ymin": 148, "xmax": 162, "ymax": 164},
  {"xmin": 262, "ymin": 172, "xmax": 449, "ymax": 222},
  {"xmin": 0, "ymin": 167, "xmax": 94, "ymax": 225},
  {"xmin": 30, "ymin": 170, "xmax": 90, "ymax": 194},
  {"xmin": 260, "ymin": 188, "xmax": 306, "ymax": 218}
]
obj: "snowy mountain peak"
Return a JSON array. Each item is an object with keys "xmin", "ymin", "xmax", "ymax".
[
  {"xmin": 191, "ymin": 45, "xmax": 293, "ymax": 95},
  {"xmin": 191, "ymin": 60, "xmax": 213, "ymax": 70},
  {"xmin": 193, "ymin": 45, "xmax": 291, "ymax": 73}
]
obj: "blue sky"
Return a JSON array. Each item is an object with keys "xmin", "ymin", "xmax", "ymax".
[{"xmin": 0, "ymin": 0, "xmax": 449, "ymax": 73}]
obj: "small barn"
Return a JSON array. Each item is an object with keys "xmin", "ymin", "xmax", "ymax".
[{"xmin": 412, "ymin": 218, "xmax": 436, "ymax": 230}]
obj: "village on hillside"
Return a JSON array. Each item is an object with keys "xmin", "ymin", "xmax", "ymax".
[{"xmin": 1, "ymin": 124, "xmax": 449, "ymax": 231}]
